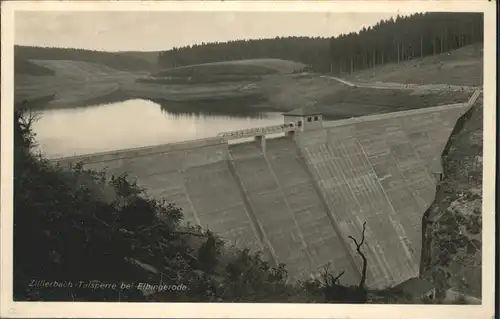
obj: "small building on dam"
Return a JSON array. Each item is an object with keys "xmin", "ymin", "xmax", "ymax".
[{"xmin": 53, "ymin": 101, "xmax": 472, "ymax": 290}]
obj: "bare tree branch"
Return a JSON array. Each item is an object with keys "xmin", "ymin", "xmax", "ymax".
[
  {"xmin": 359, "ymin": 222, "xmax": 366, "ymax": 247},
  {"xmin": 348, "ymin": 235, "xmax": 358, "ymax": 246},
  {"xmin": 332, "ymin": 271, "xmax": 345, "ymax": 283},
  {"xmin": 320, "ymin": 264, "xmax": 331, "ymax": 286},
  {"xmin": 348, "ymin": 221, "xmax": 368, "ymax": 288}
]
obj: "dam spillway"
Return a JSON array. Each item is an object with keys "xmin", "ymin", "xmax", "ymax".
[{"xmin": 53, "ymin": 101, "xmax": 473, "ymax": 289}]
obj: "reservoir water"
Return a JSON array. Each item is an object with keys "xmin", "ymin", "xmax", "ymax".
[{"xmin": 32, "ymin": 99, "xmax": 284, "ymax": 158}]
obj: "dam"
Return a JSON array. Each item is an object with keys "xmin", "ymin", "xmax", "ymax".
[{"xmin": 53, "ymin": 90, "xmax": 480, "ymax": 289}]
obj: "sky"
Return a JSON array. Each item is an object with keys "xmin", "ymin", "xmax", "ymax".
[{"xmin": 15, "ymin": 11, "xmax": 401, "ymax": 52}]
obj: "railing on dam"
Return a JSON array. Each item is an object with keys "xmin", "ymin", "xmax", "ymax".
[{"xmin": 217, "ymin": 123, "xmax": 297, "ymax": 140}]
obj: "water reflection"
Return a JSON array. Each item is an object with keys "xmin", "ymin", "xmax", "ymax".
[
  {"xmin": 32, "ymin": 98, "xmax": 284, "ymax": 159},
  {"xmin": 156, "ymin": 93, "xmax": 270, "ymax": 118}
]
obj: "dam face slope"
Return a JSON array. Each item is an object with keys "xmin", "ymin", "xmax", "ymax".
[
  {"xmin": 229, "ymin": 141, "xmax": 314, "ymax": 278},
  {"xmin": 263, "ymin": 137, "xmax": 360, "ymax": 284},
  {"xmin": 55, "ymin": 138, "xmax": 264, "ymax": 253},
  {"xmin": 229, "ymin": 138, "xmax": 360, "ymax": 283},
  {"xmin": 296, "ymin": 104, "xmax": 470, "ymax": 288},
  {"xmin": 53, "ymin": 103, "xmax": 469, "ymax": 289}
]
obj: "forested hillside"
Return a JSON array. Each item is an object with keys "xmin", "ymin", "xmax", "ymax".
[
  {"xmin": 15, "ymin": 46, "xmax": 157, "ymax": 72},
  {"xmin": 158, "ymin": 12, "xmax": 483, "ymax": 74},
  {"xmin": 119, "ymin": 51, "xmax": 161, "ymax": 65}
]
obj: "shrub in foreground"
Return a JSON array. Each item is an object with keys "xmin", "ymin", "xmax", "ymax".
[{"xmin": 14, "ymin": 109, "xmax": 371, "ymax": 303}]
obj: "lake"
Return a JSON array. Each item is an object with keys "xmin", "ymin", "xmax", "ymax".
[{"xmin": 32, "ymin": 98, "xmax": 285, "ymax": 158}]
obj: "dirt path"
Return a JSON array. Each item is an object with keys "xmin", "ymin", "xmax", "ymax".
[{"xmin": 320, "ymin": 75, "xmax": 479, "ymax": 93}]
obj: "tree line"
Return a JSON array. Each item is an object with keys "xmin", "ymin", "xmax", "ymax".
[{"xmin": 158, "ymin": 12, "xmax": 483, "ymax": 74}]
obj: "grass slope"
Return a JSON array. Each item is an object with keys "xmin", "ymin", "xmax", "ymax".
[
  {"xmin": 15, "ymin": 58, "xmax": 55, "ymax": 76},
  {"xmin": 315, "ymin": 86, "xmax": 471, "ymax": 120},
  {"xmin": 421, "ymin": 92, "xmax": 483, "ymax": 299},
  {"xmin": 14, "ymin": 59, "xmax": 147, "ymax": 107},
  {"xmin": 152, "ymin": 59, "xmax": 306, "ymax": 77},
  {"xmin": 345, "ymin": 44, "xmax": 483, "ymax": 86},
  {"xmin": 15, "ymin": 45, "xmax": 157, "ymax": 72}
]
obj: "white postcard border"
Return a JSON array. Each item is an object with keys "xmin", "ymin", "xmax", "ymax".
[{"xmin": 1, "ymin": 1, "xmax": 496, "ymax": 318}]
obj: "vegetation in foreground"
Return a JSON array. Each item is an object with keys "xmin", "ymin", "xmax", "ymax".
[{"xmin": 14, "ymin": 109, "xmax": 371, "ymax": 303}]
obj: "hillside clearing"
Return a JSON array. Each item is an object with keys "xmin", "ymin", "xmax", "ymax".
[
  {"xmin": 15, "ymin": 45, "xmax": 157, "ymax": 72},
  {"xmin": 152, "ymin": 59, "xmax": 306, "ymax": 77},
  {"xmin": 344, "ymin": 44, "xmax": 483, "ymax": 86}
]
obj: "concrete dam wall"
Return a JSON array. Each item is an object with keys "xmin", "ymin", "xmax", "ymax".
[{"xmin": 53, "ymin": 102, "xmax": 471, "ymax": 289}]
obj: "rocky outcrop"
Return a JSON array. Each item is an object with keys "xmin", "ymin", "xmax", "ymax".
[{"xmin": 420, "ymin": 92, "xmax": 483, "ymax": 299}]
